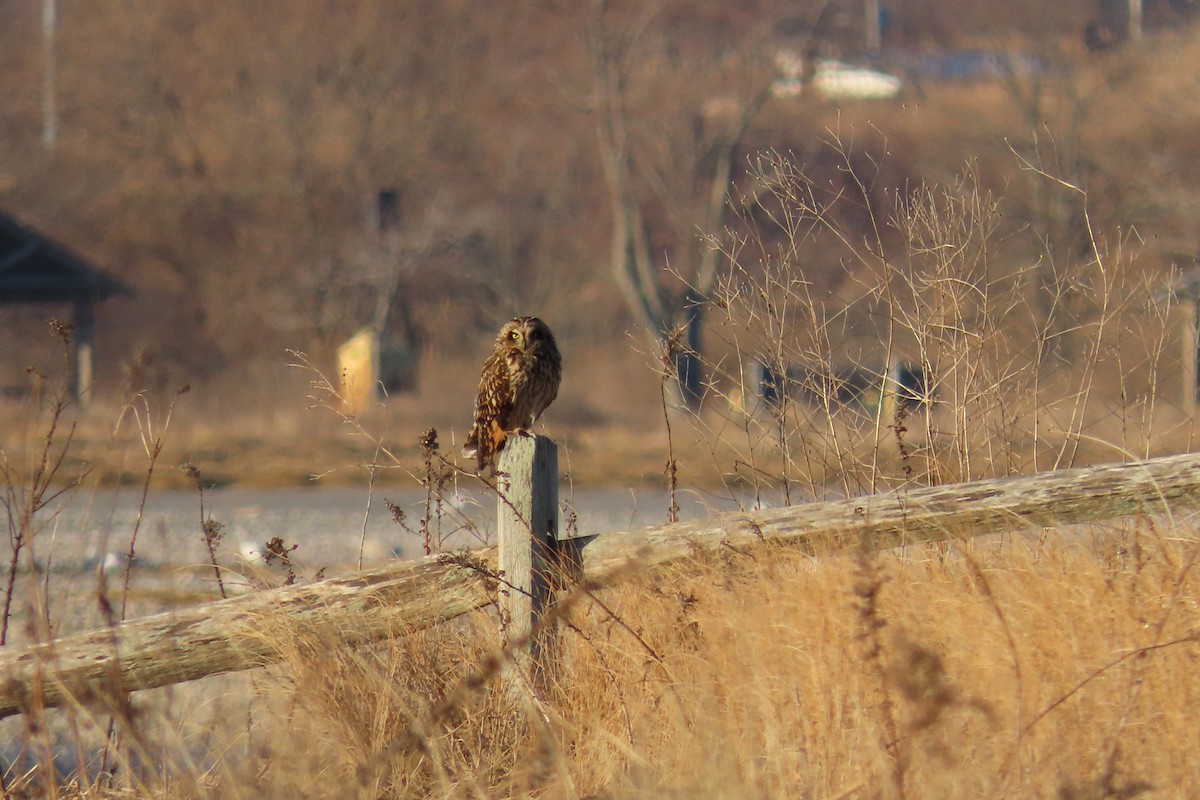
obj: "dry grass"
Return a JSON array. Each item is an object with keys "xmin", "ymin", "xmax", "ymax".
[{"xmin": 22, "ymin": 520, "xmax": 1192, "ymax": 799}]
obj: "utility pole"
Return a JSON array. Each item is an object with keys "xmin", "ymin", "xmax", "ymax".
[
  {"xmin": 1128, "ymin": 0, "xmax": 1143, "ymax": 40},
  {"xmin": 43, "ymin": 0, "xmax": 57, "ymax": 149},
  {"xmin": 865, "ymin": 0, "xmax": 882, "ymax": 51}
]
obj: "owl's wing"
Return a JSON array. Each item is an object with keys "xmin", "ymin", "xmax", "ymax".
[{"xmin": 463, "ymin": 350, "xmax": 512, "ymax": 471}]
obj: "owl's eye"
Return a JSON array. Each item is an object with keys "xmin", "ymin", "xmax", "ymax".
[{"xmin": 508, "ymin": 331, "xmax": 519, "ymax": 340}]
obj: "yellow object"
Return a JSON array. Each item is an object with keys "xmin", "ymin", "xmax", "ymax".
[{"xmin": 337, "ymin": 328, "xmax": 379, "ymax": 413}]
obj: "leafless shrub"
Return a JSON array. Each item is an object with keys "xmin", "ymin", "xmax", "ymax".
[{"xmin": 676, "ymin": 139, "xmax": 1174, "ymax": 509}]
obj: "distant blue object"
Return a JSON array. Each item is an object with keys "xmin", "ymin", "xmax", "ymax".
[{"xmin": 873, "ymin": 49, "xmax": 1045, "ymax": 83}]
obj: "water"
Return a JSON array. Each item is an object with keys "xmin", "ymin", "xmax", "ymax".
[{"xmin": 31, "ymin": 481, "xmax": 759, "ymax": 577}]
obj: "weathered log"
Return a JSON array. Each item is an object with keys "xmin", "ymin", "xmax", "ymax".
[
  {"xmin": 577, "ymin": 451, "xmax": 1200, "ymax": 575},
  {"xmin": 0, "ymin": 551, "xmax": 497, "ymax": 720},
  {"xmin": 1, "ymin": 451, "xmax": 1199, "ymax": 719}
]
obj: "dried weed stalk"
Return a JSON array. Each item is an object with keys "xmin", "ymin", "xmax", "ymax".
[
  {"xmin": 181, "ymin": 462, "xmax": 227, "ymax": 599},
  {"xmin": 674, "ymin": 139, "xmax": 1173, "ymax": 511},
  {"xmin": 0, "ymin": 322, "xmax": 83, "ymax": 647},
  {"xmin": 287, "ymin": 350, "xmax": 486, "ymax": 556}
]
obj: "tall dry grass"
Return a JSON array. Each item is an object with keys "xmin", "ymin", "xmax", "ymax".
[{"xmin": 88, "ymin": 522, "xmax": 1195, "ymax": 799}]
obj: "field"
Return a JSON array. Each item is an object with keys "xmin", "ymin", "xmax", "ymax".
[
  {"xmin": 1, "ymin": 514, "xmax": 1197, "ymax": 799},
  {"xmin": 4, "ymin": 140, "xmax": 1200, "ymax": 798},
  {"xmin": 245, "ymin": 528, "xmax": 1199, "ymax": 799},
  {"xmin": 5, "ymin": 9, "xmax": 1200, "ymax": 795}
]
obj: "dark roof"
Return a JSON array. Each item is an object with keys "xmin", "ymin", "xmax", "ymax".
[{"xmin": 0, "ymin": 210, "xmax": 132, "ymax": 304}]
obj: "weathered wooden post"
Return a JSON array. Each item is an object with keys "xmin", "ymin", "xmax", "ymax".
[
  {"xmin": 1163, "ymin": 267, "xmax": 1200, "ymax": 416},
  {"xmin": 496, "ymin": 433, "xmax": 560, "ymax": 692},
  {"xmin": 72, "ymin": 298, "xmax": 94, "ymax": 408},
  {"xmin": 1184, "ymin": 298, "xmax": 1200, "ymax": 415}
]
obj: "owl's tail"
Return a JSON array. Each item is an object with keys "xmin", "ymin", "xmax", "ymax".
[{"xmin": 462, "ymin": 420, "xmax": 506, "ymax": 474}]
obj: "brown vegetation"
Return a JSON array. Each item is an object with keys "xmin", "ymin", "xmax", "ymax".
[
  {"xmin": 1, "ymin": 135, "xmax": 1198, "ymax": 794},
  {"xmin": 2, "ymin": 1, "xmax": 1199, "ymax": 441},
  {"xmin": 4, "ymin": 523, "xmax": 1198, "ymax": 799},
  {"xmin": 1, "ymin": 4, "xmax": 1200, "ymax": 797}
]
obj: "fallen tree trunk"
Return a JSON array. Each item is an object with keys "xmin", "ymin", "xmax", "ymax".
[
  {"xmin": 577, "ymin": 451, "xmax": 1200, "ymax": 574},
  {"xmin": 0, "ymin": 552, "xmax": 497, "ymax": 720},
  {"xmin": 1, "ymin": 452, "xmax": 1199, "ymax": 720}
]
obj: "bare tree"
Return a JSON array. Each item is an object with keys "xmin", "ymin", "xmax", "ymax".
[
  {"xmin": 586, "ymin": 0, "xmax": 786, "ymax": 407},
  {"xmin": 51, "ymin": 0, "xmax": 521, "ymax": 367}
]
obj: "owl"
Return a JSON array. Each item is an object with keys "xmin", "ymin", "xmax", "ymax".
[{"xmin": 462, "ymin": 316, "xmax": 562, "ymax": 472}]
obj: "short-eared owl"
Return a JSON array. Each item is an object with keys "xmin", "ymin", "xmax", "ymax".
[{"xmin": 463, "ymin": 316, "xmax": 562, "ymax": 472}]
